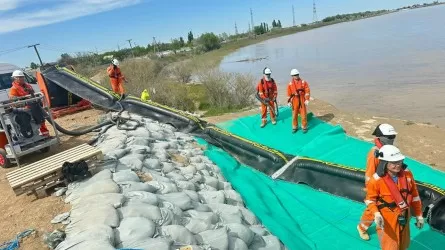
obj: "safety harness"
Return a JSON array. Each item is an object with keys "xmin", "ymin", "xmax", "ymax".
[
  {"xmin": 287, "ymin": 79, "xmax": 307, "ymax": 107},
  {"xmin": 378, "ymin": 171, "xmax": 412, "ymax": 211},
  {"xmin": 259, "ymin": 78, "xmax": 276, "ymax": 99}
]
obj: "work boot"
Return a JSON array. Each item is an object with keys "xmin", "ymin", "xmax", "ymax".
[
  {"xmin": 302, "ymin": 128, "xmax": 308, "ymax": 134},
  {"xmin": 260, "ymin": 120, "xmax": 267, "ymax": 128},
  {"xmin": 292, "ymin": 128, "xmax": 298, "ymax": 134},
  {"xmin": 357, "ymin": 225, "xmax": 370, "ymax": 241},
  {"xmin": 271, "ymin": 119, "xmax": 277, "ymax": 125}
]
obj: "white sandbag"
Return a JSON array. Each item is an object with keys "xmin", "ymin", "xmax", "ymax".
[
  {"xmin": 194, "ymin": 163, "xmax": 207, "ymax": 171},
  {"xmin": 159, "ymin": 192, "xmax": 194, "ymax": 210},
  {"xmin": 249, "ymin": 235, "xmax": 284, "ymax": 250},
  {"xmin": 116, "ymin": 217, "xmax": 156, "ymax": 246},
  {"xmin": 120, "ymin": 153, "xmax": 145, "ymax": 162},
  {"xmin": 228, "ymin": 236, "xmax": 248, "ymax": 250},
  {"xmin": 180, "ymin": 150, "xmax": 193, "ymax": 158},
  {"xmin": 184, "ymin": 210, "xmax": 218, "ymax": 225},
  {"xmin": 203, "ymin": 176, "xmax": 219, "ymax": 189},
  {"xmin": 226, "ymin": 223, "xmax": 254, "ymax": 246},
  {"xmin": 192, "ymin": 202, "xmax": 212, "ymax": 212},
  {"xmin": 65, "ymin": 179, "xmax": 120, "ymax": 203},
  {"xmin": 66, "ymin": 205, "xmax": 119, "ymax": 234},
  {"xmin": 144, "ymin": 158, "xmax": 161, "ymax": 170},
  {"xmin": 166, "ymin": 171, "xmax": 186, "ymax": 181},
  {"xmin": 159, "ymin": 201, "xmax": 183, "ymax": 218},
  {"xmin": 168, "ymin": 140, "xmax": 178, "ymax": 149},
  {"xmin": 189, "ymin": 156, "xmax": 202, "ymax": 163},
  {"xmin": 118, "ymin": 203, "xmax": 162, "ymax": 223},
  {"xmin": 219, "ymin": 182, "xmax": 233, "ymax": 191},
  {"xmin": 223, "ymin": 190, "xmax": 244, "ymax": 206},
  {"xmin": 182, "ymin": 217, "xmax": 216, "ymax": 234},
  {"xmin": 196, "ymin": 228, "xmax": 229, "ymax": 250},
  {"xmin": 161, "ymin": 162, "xmax": 176, "ymax": 173},
  {"xmin": 240, "ymin": 207, "xmax": 260, "ymax": 225},
  {"xmin": 180, "ymin": 165, "xmax": 197, "ymax": 175},
  {"xmin": 160, "ymin": 225, "xmax": 196, "ymax": 245},
  {"xmin": 249, "ymin": 225, "xmax": 268, "ymax": 236},
  {"xmin": 147, "ymin": 171, "xmax": 173, "ymax": 183},
  {"xmin": 113, "ymin": 170, "xmax": 140, "ymax": 183},
  {"xmin": 199, "ymin": 169, "xmax": 210, "ymax": 177},
  {"xmin": 119, "ymin": 157, "xmax": 143, "ymax": 171},
  {"xmin": 96, "ymin": 159, "xmax": 118, "ymax": 172},
  {"xmin": 128, "ymin": 137, "xmax": 150, "ymax": 146},
  {"xmin": 120, "ymin": 238, "xmax": 172, "ymax": 250},
  {"xmin": 105, "ymin": 148, "xmax": 130, "ymax": 160},
  {"xmin": 175, "ymin": 180, "xmax": 196, "ymax": 191},
  {"xmin": 64, "ymin": 224, "xmax": 115, "ymax": 244},
  {"xmin": 148, "ymin": 181, "xmax": 178, "ymax": 194},
  {"xmin": 155, "ymin": 152, "xmax": 169, "ymax": 162},
  {"xmin": 183, "ymin": 190, "xmax": 199, "ymax": 202},
  {"xmin": 55, "ymin": 240, "xmax": 115, "ymax": 250},
  {"xmin": 150, "ymin": 131, "xmax": 165, "ymax": 140},
  {"xmin": 146, "ymin": 122, "xmax": 162, "ymax": 132},
  {"xmin": 129, "ymin": 145, "xmax": 151, "ymax": 154},
  {"xmin": 216, "ymin": 173, "xmax": 227, "ymax": 182},
  {"xmin": 119, "ymin": 181, "xmax": 158, "ymax": 194},
  {"xmin": 72, "ymin": 193, "xmax": 125, "ymax": 209},
  {"xmin": 158, "ymin": 207, "xmax": 182, "ymax": 226},
  {"xmin": 124, "ymin": 191, "xmax": 158, "ymax": 206},
  {"xmin": 199, "ymin": 191, "xmax": 225, "ymax": 204},
  {"xmin": 127, "ymin": 127, "xmax": 151, "ymax": 138},
  {"xmin": 152, "ymin": 141, "xmax": 170, "ymax": 150},
  {"xmin": 198, "ymin": 184, "xmax": 217, "ymax": 192},
  {"xmin": 208, "ymin": 203, "xmax": 243, "ymax": 224}
]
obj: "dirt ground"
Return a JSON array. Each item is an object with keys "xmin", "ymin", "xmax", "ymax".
[{"xmin": 1, "ymin": 99, "xmax": 444, "ymax": 249}]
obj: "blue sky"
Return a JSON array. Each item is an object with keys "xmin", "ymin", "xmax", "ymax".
[{"xmin": 0, "ymin": 0, "xmax": 427, "ymax": 67}]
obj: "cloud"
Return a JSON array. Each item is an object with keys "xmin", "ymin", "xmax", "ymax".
[
  {"xmin": 0, "ymin": 0, "xmax": 19, "ymax": 11},
  {"xmin": 0, "ymin": 0, "xmax": 142, "ymax": 34}
]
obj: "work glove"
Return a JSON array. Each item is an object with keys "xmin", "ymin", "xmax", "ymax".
[
  {"xmin": 416, "ymin": 216, "xmax": 424, "ymax": 229},
  {"xmin": 287, "ymin": 102, "xmax": 292, "ymax": 107},
  {"xmin": 374, "ymin": 212, "xmax": 384, "ymax": 229},
  {"xmin": 304, "ymin": 100, "xmax": 309, "ymax": 106}
]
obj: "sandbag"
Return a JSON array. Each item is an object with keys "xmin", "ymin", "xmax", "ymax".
[
  {"xmin": 249, "ymin": 235, "xmax": 284, "ymax": 250},
  {"xmin": 239, "ymin": 207, "xmax": 260, "ymax": 225},
  {"xmin": 64, "ymin": 224, "xmax": 115, "ymax": 243},
  {"xmin": 189, "ymin": 173, "xmax": 204, "ymax": 184},
  {"xmin": 176, "ymin": 180, "xmax": 196, "ymax": 191},
  {"xmin": 120, "ymin": 238, "xmax": 172, "ymax": 250},
  {"xmin": 147, "ymin": 171, "xmax": 173, "ymax": 183},
  {"xmin": 196, "ymin": 228, "xmax": 229, "ymax": 250},
  {"xmin": 183, "ymin": 210, "xmax": 218, "ymax": 225},
  {"xmin": 119, "ymin": 157, "xmax": 143, "ymax": 171},
  {"xmin": 113, "ymin": 170, "xmax": 140, "ymax": 183},
  {"xmin": 180, "ymin": 165, "xmax": 197, "ymax": 175},
  {"xmin": 192, "ymin": 202, "xmax": 212, "ymax": 212},
  {"xmin": 153, "ymin": 141, "xmax": 171, "ymax": 150},
  {"xmin": 159, "ymin": 207, "xmax": 182, "ymax": 226},
  {"xmin": 65, "ymin": 179, "xmax": 120, "ymax": 203},
  {"xmin": 66, "ymin": 205, "xmax": 119, "ymax": 235},
  {"xmin": 55, "ymin": 240, "xmax": 115, "ymax": 250},
  {"xmin": 116, "ymin": 217, "xmax": 156, "ymax": 246},
  {"xmin": 249, "ymin": 225, "xmax": 269, "ymax": 236},
  {"xmin": 182, "ymin": 217, "xmax": 216, "ymax": 234},
  {"xmin": 189, "ymin": 156, "xmax": 202, "ymax": 163},
  {"xmin": 219, "ymin": 182, "xmax": 233, "ymax": 191},
  {"xmin": 159, "ymin": 192, "xmax": 194, "ymax": 210},
  {"xmin": 105, "ymin": 148, "xmax": 130, "ymax": 160},
  {"xmin": 223, "ymin": 190, "xmax": 244, "ymax": 206},
  {"xmin": 198, "ymin": 184, "xmax": 217, "ymax": 192},
  {"xmin": 129, "ymin": 145, "xmax": 151, "ymax": 154},
  {"xmin": 72, "ymin": 193, "xmax": 125, "ymax": 209},
  {"xmin": 194, "ymin": 163, "xmax": 207, "ymax": 171},
  {"xmin": 160, "ymin": 225, "xmax": 196, "ymax": 245},
  {"xmin": 127, "ymin": 127, "xmax": 151, "ymax": 138},
  {"xmin": 203, "ymin": 176, "xmax": 219, "ymax": 189},
  {"xmin": 161, "ymin": 162, "xmax": 176, "ymax": 173},
  {"xmin": 124, "ymin": 191, "xmax": 159, "ymax": 206},
  {"xmin": 127, "ymin": 137, "xmax": 150, "ymax": 146},
  {"xmin": 226, "ymin": 223, "xmax": 254, "ymax": 246},
  {"xmin": 148, "ymin": 181, "xmax": 178, "ymax": 194},
  {"xmin": 167, "ymin": 171, "xmax": 187, "ymax": 181},
  {"xmin": 118, "ymin": 203, "xmax": 162, "ymax": 223},
  {"xmin": 199, "ymin": 191, "xmax": 225, "ymax": 204},
  {"xmin": 208, "ymin": 203, "xmax": 243, "ymax": 224},
  {"xmin": 144, "ymin": 158, "xmax": 161, "ymax": 170},
  {"xmin": 159, "ymin": 201, "xmax": 183, "ymax": 218},
  {"xmin": 228, "ymin": 236, "xmax": 248, "ymax": 250},
  {"xmin": 183, "ymin": 190, "xmax": 200, "ymax": 202},
  {"xmin": 119, "ymin": 181, "xmax": 158, "ymax": 194}
]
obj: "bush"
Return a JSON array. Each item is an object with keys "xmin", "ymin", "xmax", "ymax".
[
  {"xmin": 197, "ymin": 33, "xmax": 221, "ymax": 52},
  {"xmin": 169, "ymin": 60, "xmax": 195, "ymax": 83}
]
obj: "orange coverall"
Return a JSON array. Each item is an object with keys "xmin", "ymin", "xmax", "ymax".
[
  {"xmin": 366, "ymin": 170, "xmax": 423, "ymax": 250},
  {"xmin": 287, "ymin": 78, "xmax": 310, "ymax": 129},
  {"xmin": 9, "ymin": 81, "xmax": 49, "ymax": 136},
  {"xmin": 107, "ymin": 65, "xmax": 126, "ymax": 95},
  {"xmin": 257, "ymin": 77, "xmax": 277, "ymax": 123},
  {"xmin": 359, "ymin": 146, "xmax": 380, "ymax": 231}
]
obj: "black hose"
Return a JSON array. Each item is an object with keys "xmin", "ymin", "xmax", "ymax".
[{"xmin": 47, "ymin": 118, "xmax": 113, "ymax": 136}]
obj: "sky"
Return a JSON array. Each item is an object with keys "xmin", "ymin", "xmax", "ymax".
[{"xmin": 0, "ymin": 0, "xmax": 430, "ymax": 67}]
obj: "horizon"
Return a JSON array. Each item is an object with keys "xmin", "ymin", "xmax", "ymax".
[{"xmin": 0, "ymin": 0, "xmax": 436, "ymax": 68}]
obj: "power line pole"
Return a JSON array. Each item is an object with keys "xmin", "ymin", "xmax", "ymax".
[
  {"xmin": 127, "ymin": 39, "xmax": 135, "ymax": 57},
  {"xmin": 248, "ymin": 22, "xmax": 251, "ymax": 34},
  {"xmin": 235, "ymin": 22, "xmax": 239, "ymax": 35},
  {"xmin": 152, "ymin": 37, "xmax": 157, "ymax": 54},
  {"xmin": 28, "ymin": 44, "xmax": 43, "ymax": 66},
  {"xmin": 250, "ymin": 8, "xmax": 255, "ymax": 37},
  {"xmin": 313, "ymin": 0, "xmax": 318, "ymax": 23},
  {"xmin": 292, "ymin": 5, "xmax": 296, "ymax": 26}
]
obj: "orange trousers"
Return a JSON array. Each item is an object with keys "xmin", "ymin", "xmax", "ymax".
[
  {"xmin": 377, "ymin": 210, "xmax": 411, "ymax": 250},
  {"xmin": 359, "ymin": 206, "xmax": 375, "ymax": 232},
  {"xmin": 110, "ymin": 80, "xmax": 125, "ymax": 95},
  {"xmin": 261, "ymin": 101, "xmax": 276, "ymax": 121},
  {"xmin": 291, "ymin": 97, "xmax": 307, "ymax": 129}
]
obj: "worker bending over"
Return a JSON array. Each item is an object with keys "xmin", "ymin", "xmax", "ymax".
[
  {"xmin": 9, "ymin": 70, "xmax": 50, "ymax": 136},
  {"xmin": 287, "ymin": 69, "xmax": 311, "ymax": 133},
  {"xmin": 366, "ymin": 145, "xmax": 424, "ymax": 250},
  {"xmin": 358, "ymin": 123, "xmax": 398, "ymax": 240},
  {"xmin": 256, "ymin": 67, "xmax": 278, "ymax": 128},
  {"xmin": 107, "ymin": 59, "xmax": 127, "ymax": 95}
]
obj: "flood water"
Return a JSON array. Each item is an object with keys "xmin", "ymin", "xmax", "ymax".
[{"xmin": 220, "ymin": 5, "xmax": 445, "ymax": 127}]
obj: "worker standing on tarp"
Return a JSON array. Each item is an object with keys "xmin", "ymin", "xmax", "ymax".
[
  {"xmin": 358, "ymin": 123, "xmax": 398, "ymax": 240},
  {"xmin": 366, "ymin": 145, "xmax": 424, "ymax": 250},
  {"xmin": 107, "ymin": 59, "xmax": 127, "ymax": 95},
  {"xmin": 287, "ymin": 69, "xmax": 310, "ymax": 133},
  {"xmin": 9, "ymin": 70, "xmax": 50, "ymax": 136},
  {"xmin": 256, "ymin": 67, "xmax": 277, "ymax": 128}
]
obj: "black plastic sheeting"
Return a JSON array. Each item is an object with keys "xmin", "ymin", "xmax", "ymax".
[{"xmin": 41, "ymin": 65, "xmax": 445, "ymax": 234}]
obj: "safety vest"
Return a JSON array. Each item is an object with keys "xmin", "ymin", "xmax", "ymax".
[
  {"xmin": 258, "ymin": 78, "xmax": 276, "ymax": 98},
  {"xmin": 9, "ymin": 81, "xmax": 34, "ymax": 98},
  {"xmin": 377, "ymin": 171, "xmax": 413, "ymax": 211},
  {"xmin": 289, "ymin": 79, "xmax": 308, "ymax": 98},
  {"xmin": 108, "ymin": 65, "xmax": 122, "ymax": 79}
]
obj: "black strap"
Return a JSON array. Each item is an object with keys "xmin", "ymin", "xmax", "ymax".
[
  {"xmin": 377, "ymin": 197, "xmax": 397, "ymax": 210},
  {"xmin": 260, "ymin": 78, "xmax": 276, "ymax": 97}
]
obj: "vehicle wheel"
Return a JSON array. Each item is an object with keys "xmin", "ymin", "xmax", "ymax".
[
  {"xmin": 40, "ymin": 146, "xmax": 51, "ymax": 153},
  {"xmin": 0, "ymin": 149, "xmax": 11, "ymax": 168}
]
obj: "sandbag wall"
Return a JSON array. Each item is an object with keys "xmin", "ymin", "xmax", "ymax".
[{"xmin": 42, "ymin": 65, "xmax": 445, "ymax": 234}]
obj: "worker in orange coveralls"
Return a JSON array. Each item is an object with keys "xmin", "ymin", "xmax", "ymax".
[
  {"xmin": 107, "ymin": 59, "xmax": 127, "ymax": 95},
  {"xmin": 287, "ymin": 69, "xmax": 310, "ymax": 133},
  {"xmin": 358, "ymin": 123, "xmax": 398, "ymax": 240},
  {"xmin": 9, "ymin": 70, "xmax": 50, "ymax": 136},
  {"xmin": 256, "ymin": 67, "xmax": 278, "ymax": 128},
  {"xmin": 366, "ymin": 145, "xmax": 424, "ymax": 250}
]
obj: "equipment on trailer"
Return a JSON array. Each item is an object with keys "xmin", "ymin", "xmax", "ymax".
[{"xmin": 0, "ymin": 93, "xmax": 60, "ymax": 168}]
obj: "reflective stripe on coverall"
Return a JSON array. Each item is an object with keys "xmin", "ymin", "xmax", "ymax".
[
  {"xmin": 287, "ymin": 78, "xmax": 310, "ymax": 129},
  {"xmin": 9, "ymin": 81, "xmax": 49, "ymax": 135},
  {"xmin": 257, "ymin": 77, "xmax": 277, "ymax": 121},
  {"xmin": 107, "ymin": 65, "xmax": 125, "ymax": 95},
  {"xmin": 366, "ymin": 171, "xmax": 423, "ymax": 250}
]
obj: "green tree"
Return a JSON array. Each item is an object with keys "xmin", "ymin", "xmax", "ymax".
[
  {"xmin": 179, "ymin": 37, "xmax": 185, "ymax": 47},
  {"xmin": 188, "ymin": 31, "xmax": 194, "ymax": 44},
  {"xmin": 272, "ymin": 19, "xmax": 277, "ymax": 27},
  {"xmin": 171, "ymin": 39, "xmax": 182, "ymax": 53},
  {"xmin": 30, "ymin": 62, "xmax": 38, "ymax": 69},
  {"xmin": 277, "ymin": 20, "xmax": 282, "ymax": 28},
  {"xmin": 198, "ymin": 32, "xmax": 221, "ymax": 52},
  {"xmin": 58, "ymin": 53, "xmax": 76, "ymax": 65}
]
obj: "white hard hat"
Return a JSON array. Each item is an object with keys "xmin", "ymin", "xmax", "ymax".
[
  {"xmin": 12, "ymin": 70, "xmax": 25, "ymax": 77},
  {"xmin": 263, "ymin": 67, "xmax": 272, "ymax": 75},
  {"xmin": 373, "ymin": 123, "xmax": 397, "ymax": 136},
  {"xmin": 112, "ymin": 59, "xmax": 120, "ymax": 66},
  {"xmin": 290, "ymin": 69, "xmax": 300, "ymax": 76},
  {"xmin": 378, "ymin": 145, "xmax": 405, "ymax": 162}
]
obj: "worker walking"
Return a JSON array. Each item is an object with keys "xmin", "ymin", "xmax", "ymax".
[
  {"xmin": 287, "ymin": 69, "xmax": 310, "ymax": 133},
  {"xmin": 366, "ymin": 145, "xmax": 424, "ymax": 250},
  {"xmin": 107, "ymin": 59, "xmax": 127, "ymax": 95},
  {"xmin": 357, "ymin": 123, "xmax": 398, "ymax": 240},
  {"xmin": 9, "ymin": 70, "xmax": 49, "ymax": 136},
  {"xmin": 256, "ymin": 67, "xmax": 278, "ymax": 128}
]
